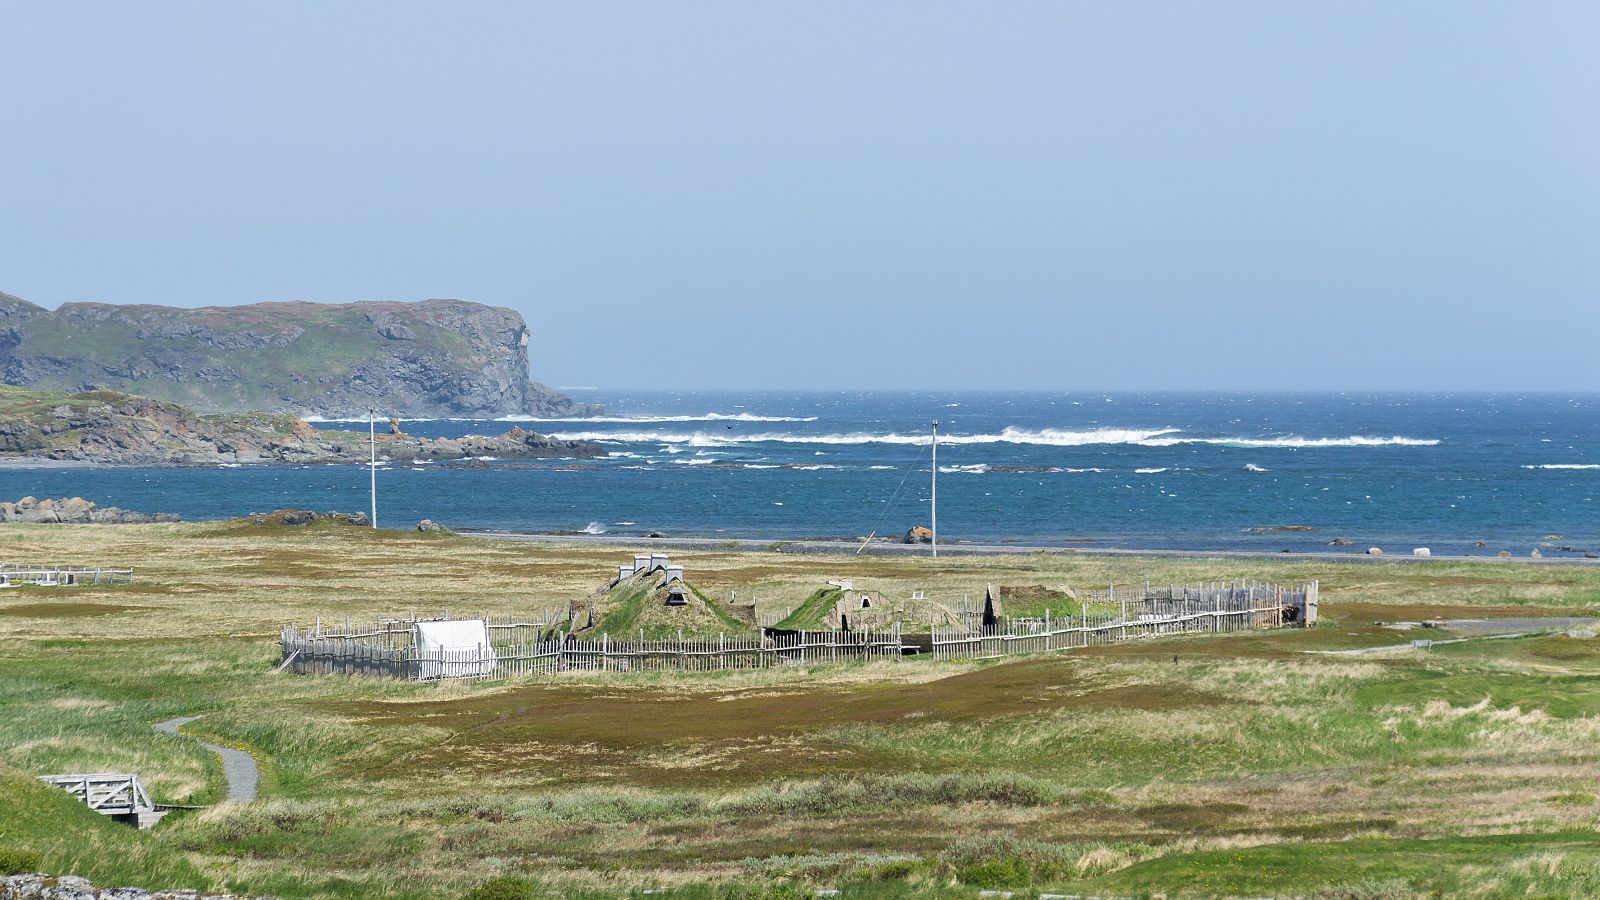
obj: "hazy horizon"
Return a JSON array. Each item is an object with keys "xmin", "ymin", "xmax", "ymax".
[{"xmin": 6, "ymin": 2, "xmax": 1597, "ymax": 392}]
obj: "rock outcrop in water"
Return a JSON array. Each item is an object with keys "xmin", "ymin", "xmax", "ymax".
[
  {"xmin": 0, "ymin": 291, "xmax": 595, "ymax": 418},
  {"xmin": 0, "ymin": 496, "xmax": 179, "ymax": 523},
  {"xmin": 0, "ymin": 385, "xmax": 603, "ymax": 466}
]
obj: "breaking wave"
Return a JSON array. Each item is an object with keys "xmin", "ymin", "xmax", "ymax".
[
  {"xmin": 547, "ymin": 426, "xmax": 1439, "ymax": 449},
  {"xmin": 1145, "ymin": 435, "xmax": 1440, "ymax": 448},
  {"xmin": 1523, "ymin": 464, "xmax": 1600, "ymax": 470},
  {"xmin": 503, "ymin": 412, "xmax": 818, "ymax": 423}
]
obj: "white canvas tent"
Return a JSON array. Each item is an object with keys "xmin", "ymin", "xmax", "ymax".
[{"xmin": 413, "ymin": 619, "xmax": 498, "ymax": 679}]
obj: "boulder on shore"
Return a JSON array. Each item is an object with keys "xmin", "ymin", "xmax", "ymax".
[
  {"xmin": 416, "ymin": 518, "xmax": 451, "ymax": 533},
  {"xmin": 904, "ymin": 526, "xmax": 934, "ymax": 544},
  {"xmin": 249, "ymin": 508, "xmax": 370, "ymax": 527},
  {"xmin": 0, "ymin": 496, "xmax": 178, "ymax": 524}
]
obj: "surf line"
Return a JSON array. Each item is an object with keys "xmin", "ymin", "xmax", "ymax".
[{"xmin": 153, "ymin": 715, "xmax": 260, "ymax": 803}]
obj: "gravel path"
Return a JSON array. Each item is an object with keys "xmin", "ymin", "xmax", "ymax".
[{"xmin": 153, "ymin": 715, "xmax": 259, "ymax": 803}]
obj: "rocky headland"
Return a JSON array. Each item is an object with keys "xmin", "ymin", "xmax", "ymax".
[
  {"xmin": 0, "ymin": 386, "xmax": 603, "ymax": 467},
  {"xmin": 0, "ymin": 291, "xmax": 596, "ymax": 418}
]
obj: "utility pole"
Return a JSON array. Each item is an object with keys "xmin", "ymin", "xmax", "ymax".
[
  {"xmin": 931, "ymin": 419, "xmax": 938, "ymax": 558},
  {"xmin": 369, "ymin": 409, "xmax": 378, "ymax": 529}
]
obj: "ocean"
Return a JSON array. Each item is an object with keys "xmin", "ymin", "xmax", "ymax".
[{"xmin": 5, "ymin": 391, "xmax": 1598, "ymax": 554}]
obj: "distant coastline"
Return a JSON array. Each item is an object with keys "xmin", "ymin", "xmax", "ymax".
[
  {"xmin": 1, "ymin": 390, "xmax": 1595, "ymax": 553},
  {"xmin": 460, "ymin": 530, "xmax": 1600, "ymax": 565}
]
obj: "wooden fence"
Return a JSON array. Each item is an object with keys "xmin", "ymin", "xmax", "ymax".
[
  {"xmin": 280, "ymin": 581, "xmax": 1314, "ymax": 681},
  {"xmin": 279, "ymin": 616, "xmax": 900, "ymax": 681},
  {"xmin": 0, "ymin": 564, "xmax": 135, "ymax": 586},
  {"xmin": 930, "ymin": 581, "xmax": 1316, "ymax": 662}
]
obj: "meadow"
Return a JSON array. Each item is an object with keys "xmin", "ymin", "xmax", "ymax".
[{"xmin": 2, "ymin": 521, "xmax": 1599, "ymax": 898}]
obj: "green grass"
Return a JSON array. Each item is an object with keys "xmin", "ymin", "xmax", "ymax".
[
  {"xmin": 3, "ymin": 522, "xmax": 1600, "ymax": 897},
  {"xmin": 1076, "ymin": 831, "xmax": 1600, "ymax": 897},
  {"xmin": 774, "ymin": 587, "xmax": 843, "ymax": 630},
  {"xmin": 0, "ymin": 766, "xmax": 212, "ymax": 890}
]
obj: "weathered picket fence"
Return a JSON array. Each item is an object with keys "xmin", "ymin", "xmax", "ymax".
[
  {"xmin": 0, "ymin": 564, "xmax": 135, "ymax": 586},
  {"xmin": 563, "ymin": 628, "xmax": 902, "ymax": 672},
  {"xmin": 280, "ymin": 581, "xmax": 1315, "ymax": 681},
  {"xmin": 279, "ymin": 616, "xmax": 900, "ymax": 681},
  {"xmin": 930, "ymin": 580, "xmax": 1316, "ymax": 662}
]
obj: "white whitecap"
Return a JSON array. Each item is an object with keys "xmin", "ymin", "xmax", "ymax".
[
  {"xmin": 544, "ymin": 426, "xmax": 1438, "ymax": 449},
  {"xmin": 1522, "ymin": 464, "xmax": 1600, "ymax": 470}
]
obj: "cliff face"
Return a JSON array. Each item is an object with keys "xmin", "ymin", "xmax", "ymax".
[{"xmin": 0, "ymin": 292, "xmax": 594, "ymax": 418}]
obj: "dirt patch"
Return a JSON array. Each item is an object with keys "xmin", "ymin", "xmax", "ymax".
[
  {"xmin": 329, "ymin": 657, "xmax": 1227, "ymax": 788},
  {"xmin": 1133, "ymin": 801, "xmax": 1251, "ymax": 831},
  {"xmin": 0, "ymin": 601, "xmax": 154, "ymax": 618}
]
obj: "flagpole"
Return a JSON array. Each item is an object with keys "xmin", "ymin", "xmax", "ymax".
[
  {"xmin": 931, "ymin": 419, "xmax": 938, "ymax": 558},
  {"xmin": 369, "ymin": 409, "xmax": 378, "ymax": 529}
]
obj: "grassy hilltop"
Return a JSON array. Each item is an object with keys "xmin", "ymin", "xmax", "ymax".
[
  {"xmin": 0, "ymin": 292, "xmax": 592, "ymax": 418},
  {"xmin": 1, "ymin": 522, "xmax": 1599, "ymax": 897}
]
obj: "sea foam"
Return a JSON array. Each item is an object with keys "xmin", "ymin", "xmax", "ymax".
[
  {"xmin": 1522, "ymin": 463, "xmax": 1600, "ymax": 470},
  {"xmin": 546, "ymin": 426, "xmax": 1437, "ymax": 449},
  {"xmin": 503, "ymin": 412, "xmax": 818, "ymax": 423}
]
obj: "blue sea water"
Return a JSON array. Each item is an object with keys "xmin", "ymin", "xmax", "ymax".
[{"xmin": 3, "ymin": 391, "xmax": 1598, "ymax": 554}]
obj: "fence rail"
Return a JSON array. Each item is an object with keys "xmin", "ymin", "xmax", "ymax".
[
  {"xmin": 279, "ymin": 626, "xmax": 902, "ymax": 680},
  {"xmin": 279, "ymin": 582, "xmax": 1314, "ymax": 681},
  {"xmin": 0, "ymin": 564, "xmax": 134, "ymax": 586},
  {"xmin": 931, "ymin": 581, "xmax": 1315, "ymax": 661}
]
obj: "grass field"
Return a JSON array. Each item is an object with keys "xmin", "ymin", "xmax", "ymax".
[{"xmin": 2, "ymin": 521, "xmax": 1599, "ymax": 897}]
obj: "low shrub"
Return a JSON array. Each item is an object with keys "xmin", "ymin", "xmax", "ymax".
[
  {"xmin": 940, "ymin": 835, "xmax": 1080, "ymax": 887},
  {"xmin": 0, "ymin": 848, "xmax": 42, "ymax": 875},
  {"xmin": 464, "ymin": 875, "xmax": 534, "ymax": 900},
  {"xmin": 718, "ymin": 772, "xmax": 1058, "ymax": 817}
]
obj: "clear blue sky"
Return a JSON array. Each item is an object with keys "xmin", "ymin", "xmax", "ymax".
[{"xmin": 4, "ymin": 2, "xmax": 1597, "ymax": 391}]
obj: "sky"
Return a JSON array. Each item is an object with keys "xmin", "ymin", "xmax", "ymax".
[{"xmin": 3, "ymin": 2, "xmax": 1597, "ymax": 391}]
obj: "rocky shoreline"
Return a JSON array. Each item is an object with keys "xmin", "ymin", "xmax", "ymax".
[
  {"xmin": 0, "ymin": 387, "xmax": 603, "ymax": 467},
  {"xmin": 0, "ymin": 497, "xmax": 178, "ymax": 524}
]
